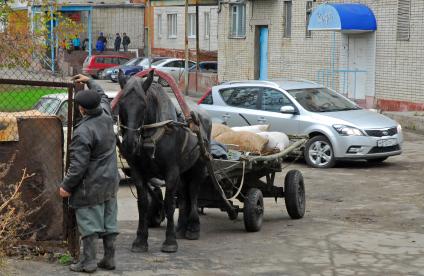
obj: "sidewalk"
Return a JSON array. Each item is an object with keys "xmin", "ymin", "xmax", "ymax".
[{"xmin": 384, "ymin": 111, "xmax": 424, "ymax": 134}]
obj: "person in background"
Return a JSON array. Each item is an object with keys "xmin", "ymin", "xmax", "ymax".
[
  {"xmin": 82, "ymin": 38, "xmax": 89, "ymax": 51},
  {"xmin": 122, "ymin": 33, "xmax": 130, "ymax": 52},
  {"xmin": 96, "ymin": 39, "xmax": 105, "ymax": 52},
  {"xmin": 73, "ymin": 35, "xmax": 81, "ymax": 51},
  {"xmin": 59, "ymin": 74, "xmax": 119, "ymax": 273},
  {"xmin": 61, "ymin": 39, "xmax": 67, "ymax": 50},
  {"xmin": 114, "ymin": 33, "xmax": 121, "ymax": 52},
  {"xmin": 98, "ymin": 32, "xmax": 107, "ymax": 50}
]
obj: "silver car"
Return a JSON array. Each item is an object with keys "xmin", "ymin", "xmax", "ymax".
[
  {"xmin": 151, "ymin": 58, "xmax": 195, "ymax": 86},
  {"xmin": 199, "ymin": 80, "xmax": 403, "ymax": 168}
]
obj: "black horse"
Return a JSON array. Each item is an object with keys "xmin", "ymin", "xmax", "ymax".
[{"xmin": 117, "ymin": 72, "xmax": 212, "ymax": 253}]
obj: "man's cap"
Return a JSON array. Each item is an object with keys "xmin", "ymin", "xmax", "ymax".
[{"xmin": 75, "ymin": 89, "xmax": 101, "ymax": 110}]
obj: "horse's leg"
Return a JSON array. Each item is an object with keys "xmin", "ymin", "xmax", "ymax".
[
  {"xmin": 176, "ymin": 177, "xmax": 189, "ymax": 239},
  {"xmin": 131, "ymin": 173, "xmax": 149, "ymax": 253},
  {"xmin": 185, "ymin": 164, "xmax": 206, "ymax": 240},
  {"xmin": 161, "ymin": 168, "xmax": 179, "ymax": 253}
]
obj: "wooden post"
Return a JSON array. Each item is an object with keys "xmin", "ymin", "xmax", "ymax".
[{"xmin": 64, "ymin": 84, "xmax": 79, "ymax": 259}]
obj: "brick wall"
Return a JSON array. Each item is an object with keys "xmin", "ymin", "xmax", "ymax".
[
  {"xmin": 218, "ymin": 0, "xmax": 424, "ymax": 110},
  {"xmin": 80, "ymin": 6, "xmax": 145, "ymax": 50},
  {"xmin": 152, "ymin": 48, "xmax": 217, "ymax": 61}
]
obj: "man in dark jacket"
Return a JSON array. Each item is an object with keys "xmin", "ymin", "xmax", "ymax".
[
  {"xmin": 114, "ymin": 33, "xmax": 121, "ymax": 52},
  {"xmin": 59, "ymin": 74, "xmax": 119, "ymax": 273},
  {"xmin": 122, "ymin": 33, "xmax": 130, "ymax": 52}
]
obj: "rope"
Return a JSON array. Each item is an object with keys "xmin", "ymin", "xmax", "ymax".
[{"xmin": 228, "ymin": 161, "xmax": 245, "ymax": 201}]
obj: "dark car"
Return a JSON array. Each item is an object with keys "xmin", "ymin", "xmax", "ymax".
[
  {"xmin": 101, "ymin": 57, "xmax": 142, "ymax": 80},
  {"xmin": 188, "ymin": 61, "xmax": 217, "ymax": 73},
  {"xmin": 111, "ymin": 56, "xmax": 169, "ymax": 82}
]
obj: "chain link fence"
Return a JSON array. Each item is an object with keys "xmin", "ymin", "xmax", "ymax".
[{"xmin": 0, "ymin": 30, "xmax": 80, "ymax": 258}]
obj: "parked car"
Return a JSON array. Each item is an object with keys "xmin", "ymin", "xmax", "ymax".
[
  {"xmin": 82, "ymin": 54, "xmax": 129, "ymax": 79},
  {"xmin": 188, "ymin": 61, "xmax": 217, "ymax": 73},
  {"xmin": 111, "ymin": 56, "xmax": 169, "ymax": 82},
  {"xmin": 199, "ymin": 80, "xmax": 403, "ymax": 168},
  {"xmin": 178, "ymin": 61, "xmax": 218, "ymax": 95},
  {"xmin": 33, "ymin": 92, "xmax": 129, "ymax": 173},
  {"xmin": 151, "ymin": 58, "xmax": 196, "ymax": 86}
]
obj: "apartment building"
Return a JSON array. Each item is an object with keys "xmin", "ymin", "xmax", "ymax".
[{"xmin": 218, "ymin": 0, "xmax": 424, "ymax": 111}]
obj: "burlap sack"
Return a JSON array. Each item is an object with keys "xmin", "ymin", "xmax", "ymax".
[
  {"xmin": 231, "ymin": 124, "xmax": 270, "ymax": 133},
  {"xmin": 257, "ymin": 132, "xmax": 290, "ymax": 153},
  {"xmin": 212, "ymin": 123, "xmax": 233, "ymax": 139},
  {"xmin": 215, "ymin": 131, "xmax": 268, "ymax": 154}
]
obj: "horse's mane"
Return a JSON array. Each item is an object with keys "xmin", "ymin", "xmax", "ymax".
[
  {"xmin": 146, "ymin": 83, "xmax": 178, "ymax": 122},
  {"xmin": 121, "ymin": 77, "xmax": 178, "ymax": 123}
]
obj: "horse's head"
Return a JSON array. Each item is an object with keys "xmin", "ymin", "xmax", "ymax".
[{"xmin": 118, "ymin": 70, "xmax": 154, "ymax": 157}]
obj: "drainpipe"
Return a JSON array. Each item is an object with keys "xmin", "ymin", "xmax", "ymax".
[
  {"xmin": 196, "ymin": 0, "xmax": 200, "ymax": 94},
  {"xmin": 184, "ymin": 0, "xmax": 189, "ymax": 95},
  {"xmin": 50, "ymin": 5, "xmax": 55, "ymax": 73}
]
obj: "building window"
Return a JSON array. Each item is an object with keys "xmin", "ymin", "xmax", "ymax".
[
  {"xmin": 283, "ymin": 1, "xmax": 292, "ymax": 38},
  {"xmin": 204, "ymin": 12, "xmax": 210, "ymax": 39},
  {"xmin": 305, "ymin": 1, "xmax": 313, "ymax": 38},
  {"xmin": 157, "ymin": 14, "xmax": 162, "ymax": 39},
  {"xmin": 188, "ymin": 13, "xmax": 196, "ymax": 38},
  {"xmin": 230, "ymin": 4, "xmax": 246, "ymax": 38},
  {"xmin": 167, "ymin": 13, "xmax": 177, "ymax": 39},
  {"xmin": 397, "ymin": 0, "xmax": 411, "ymax": 41}
]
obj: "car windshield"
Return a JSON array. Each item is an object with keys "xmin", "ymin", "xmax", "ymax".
[
  {"xmin": 125, "ymin": 58, "xmax": 142, "ymax": 66},
  {"xmin": 33, "ymin": 97, "xmax": 61, "ymax": 114},
  {"xmin": 287, "ymin": 88, "xmax": 360, "ymax": 112},
  {"xmin": 152, "ymin": 59, "xmax": 167, "ymax": 66},
  {"xmin": 137, "ymin": 58, "xmax": 150, "ymax": 67}
]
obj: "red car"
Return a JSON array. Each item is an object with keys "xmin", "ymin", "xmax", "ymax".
[{"xmin": 82, "ymin": 54, "xmax": 129, "ymax": 78}]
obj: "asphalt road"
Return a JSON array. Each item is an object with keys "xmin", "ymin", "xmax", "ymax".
[{"xmin": 7, "ymin": 130, "xmax": 424, "ymax": 276}]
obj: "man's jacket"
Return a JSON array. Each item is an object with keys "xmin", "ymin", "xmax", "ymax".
[
  {"xmin": 114, "ymin": 37, "xmax": 121, "ymax": 47},
  {"xmin": 122, "ymin": 36, "xmax": 130, "ymax": 45},
  {"xmin": 61, "ymin": 80, "xmax": 119, "ymax": 208}
]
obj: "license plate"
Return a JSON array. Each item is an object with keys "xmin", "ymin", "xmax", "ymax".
[
  {"xmin": 377, "ymin": 138, "xmax": 397, "ymax": 147},
  {"xmin": 111, "ymin": 74, "xmax": 117, "ymax": 79}
]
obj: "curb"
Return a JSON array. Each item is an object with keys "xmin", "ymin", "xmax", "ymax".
[{"xmin": 383, "ymin": 111, "xmax": 424, "ymax": 134}]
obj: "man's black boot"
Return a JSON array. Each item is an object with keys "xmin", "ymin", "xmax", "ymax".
[
  {"xmin": 70, "ymin": 234, "xmax": 97, "ymax": 273},
  {"xmin": 98, "ymin": 234, "xmax": 117, "ymax": 270}
]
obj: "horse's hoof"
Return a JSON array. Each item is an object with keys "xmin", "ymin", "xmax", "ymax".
[
  {"xmin": 185, "ymin": 230, "xmax": 200, "ymax": 240},
  {"xmin": 161, "ymin": 243, "xmax": 178, "ymax": 253},
  {"xmin": 131, "ymin": 243, "xmax": 148, "ymax": 253}
]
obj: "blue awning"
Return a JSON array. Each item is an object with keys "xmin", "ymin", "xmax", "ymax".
[{"xmin": 308, "ymin": 3, "xmax": 377, "ymax": 33}]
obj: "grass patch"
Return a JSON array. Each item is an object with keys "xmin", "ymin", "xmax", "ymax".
[{"xmin": 0, "ymin": 87, "xmax": 65, "ymax": 112}]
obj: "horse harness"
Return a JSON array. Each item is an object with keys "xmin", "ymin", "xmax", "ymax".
[{"xmin": 118, "ymin": 118, "xmax": 196, "ymax": 159}]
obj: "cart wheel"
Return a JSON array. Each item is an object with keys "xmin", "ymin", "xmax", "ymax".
[
  {"xmin": 284, "ymin": 170, "xmax": 305, "ymax": 219},
  {"xmin": 148, "ymin": 187, "xmax": 165, "ymax": 227},
  {"xmin": 243, "ymin": 188, "xmax": 264, "ymax": 232}
]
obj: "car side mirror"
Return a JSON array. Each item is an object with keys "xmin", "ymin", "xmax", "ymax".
[{"xmin": 280, "ymin": 105, "xmax": 296, "ymax": 114}]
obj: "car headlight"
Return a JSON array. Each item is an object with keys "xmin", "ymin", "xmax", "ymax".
[
  {"xmin": 397, "ymin": 124, "xmax": 402, "ymax": 134},
  {"xmin": 333, "ymin": 124, "xmax": 365, "ymax": 136}
]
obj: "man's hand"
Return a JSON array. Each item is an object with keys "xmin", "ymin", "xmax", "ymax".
[
  {"xmin": 59, "ymin": 187, "xmax": 71, "ymax": 198},
  {"xmin": 72, "ymin": 74, "xmax": 90, "ymax": 84}
]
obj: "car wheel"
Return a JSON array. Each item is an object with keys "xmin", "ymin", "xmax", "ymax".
[
  {"xmin": 96, "ymin": 70, "xmax": 103, "ymax": 79},
  {"xmin": 304, "ymin": 135, "xmax": 336, "ymax": 168},
  {"xmin": 367, "ymin": 157, "xmax": 388, "ymax": 163},
  {"xmin": 147, "ymin": 186, "xmax": 165, "ymax": 228}
]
